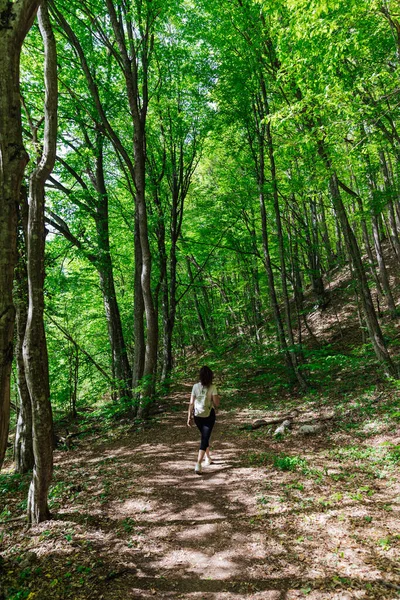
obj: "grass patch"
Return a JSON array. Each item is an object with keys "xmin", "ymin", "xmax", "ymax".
[{"xmin": 245, "ymin": 451, "xmax": 317, "ymax": 474}]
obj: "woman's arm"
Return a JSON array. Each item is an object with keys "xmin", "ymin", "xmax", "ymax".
[
  {"xmin": 187, "ymin": 394, "xmax": 195, "ymax": 426},
  {"xmin": 212, "ymin": 393, "xmax": 220, "ymax": 409}
]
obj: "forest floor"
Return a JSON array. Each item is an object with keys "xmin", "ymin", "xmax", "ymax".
[{"xmin": 1, "ymin": 378, "xmax": 400, "ymax": 600}]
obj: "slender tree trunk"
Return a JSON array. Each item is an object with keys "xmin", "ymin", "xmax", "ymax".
[
  {"xmin": 263, "ymin": 93, "xmax": 298, "ymax": 359},
  {"xmin": 328, "ymin": 172, "xmax": 397, "ymax": 376},
  {"xmin": 0, "ymin": 0, "xmax": 40, "ymax": 470},
  {"xmin": 310, "ymin": 197, "xmax": 326, "ymax": 299},
  {"xmin": 153, "ymin": 201, "xmax": 169, "ymax": 383},
  {"xmin": 68, "ymin": 342, "xmax": 78, "ymax": 419},
  {"xmin": 290, "ymin": 231, "xmax": 306, "ymax": 349},
  {"xmin": 133, "ymin": 212, "xmax": 145, "ymax": 389},
  {"xmin": 379, "ymin": 150, "xmax": 400, "ymax": 261},
  {"xmin": 248, "ymin": 208, "xmax": 263, "ymax": 343},
  {"xmin": 14, "ymin": 198, "xmax": 34, "ymax": 473},
  {"xmin": 257, "ymin": 128, "xmax": 307, "ymax": 389},
  {"xmin": 303, "ymin": 197, "xmax": 326, "ymax": 304},
  {"xmin": 351, "ymin": 262, "xmax": 368, "ymax": 345},
  {"xmin": 365, "ymin": 159, "xmax": 397, "ymax": 317},
  {"xmin": 134, "ymin": 126, "xmax": 158, "ymax": 401},
  {"xmin": 318, "ymin": 194, "xmax": 335, "ymax": 270},
  {"xmin": 371, "ymin": 213, "xmax": 397, "ymax": 316},
  {"xmin": 354, "ymin": 194, "xmax": 384, "ymax": 297},
  {"xmin": 94, "ymin": 138, "xmax": 132, "ymax": 397},
  {"xmin": 335, "ymin": 217, "xmax": 345, "ymax": 264},
  {"xmin": 266, "ymin": 126, "xmax": 294, "ymax": 336},
  {"xmin": 163, "ymin": 180, "xmax": 185, "ymax": 381},
  {"xmin": 24, "ymin": 1, "xmax": 57, "ymax": 523},
  {"xmin": 162, "ymin": 238, "xmax": 178, "ymax": 382},
  {"xmin": 186, "ymin": 258, "xmax": 209, "ymax": 342},
  {"xmin": 44, "ymin": 143, "xmax": 133, "ymax": 396}
]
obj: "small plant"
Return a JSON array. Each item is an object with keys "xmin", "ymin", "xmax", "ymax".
[
  {"xmin": 378, "ymin": 537, "xmax": 391, "ymax": 551},
  {"xmin": 331, "ymin": 492, "xmax": 343, "ymax": 502},
  {"xmin": 0, "ymin": 506, "xmax": 11, "ymax": 521},
  {"xmin": 287, "ymin": 481, "xmax": 305, "ymax": 491},
  {"xmin": 364, "ymin": 515, "xmax": 372, "ymax": 523},
  {"xmin": 349, "ymin": 491, "xmax": 363, "ymax": 502},
  {"xmin": 388, "ymin": 445, "xmax": 400, "ymax": 463},
  {"xmin": 121, "ymin": 517, "xmax": 136, "ymax": 534},
  {"xmin": 257, "ymin": 495, "xmax": 269, "ymax": 505},
  {"xmin": 273, "ymin": 454, "xmax": 308, "ymax": 472}
]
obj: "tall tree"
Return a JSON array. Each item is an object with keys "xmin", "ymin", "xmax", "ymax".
[
  {"xmin": 0, "ymin": 0, "xmax": 41, "ymax": 470},
  {"xmin": 23, "ymin": 0, "xmax": 58, "ymax": 523}
]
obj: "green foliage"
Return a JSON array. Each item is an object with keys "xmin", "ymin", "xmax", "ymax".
[
  {"xmin": 273, "ymin": 454, "xmax": 309, "ymax": 472},
  {"xmin": 13, "ymin": 0, "xmax": 400, "ymax": 439},
  {"xmin": 246, "ymin": 451, "xmax": 311, "ymax": 473}
]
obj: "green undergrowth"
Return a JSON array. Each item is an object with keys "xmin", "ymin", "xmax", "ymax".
[
  {"xmin": 182, "ymin": 332, "xmax": 395, "ymax": 410},
  {"xmin": 244, "ymin": 450, "xmax": 323, "ymax": 478}
]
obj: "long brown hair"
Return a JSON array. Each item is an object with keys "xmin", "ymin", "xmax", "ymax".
[{"xmin": 199, "ymin": 366, "xmax": 213, "ymax": 388}]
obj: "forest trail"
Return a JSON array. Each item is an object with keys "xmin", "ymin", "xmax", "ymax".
[
  {"xmin": 62, "ymin": 385, "xmax": 274, "ymax": 599},
  {"xmin": 2, "ymin": 384, "xmax": 400, "ymax": 599}
]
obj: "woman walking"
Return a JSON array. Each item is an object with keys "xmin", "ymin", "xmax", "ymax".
[{"xmin": 187, "ymin": 366, "xmax": 220, "ymax": 474}]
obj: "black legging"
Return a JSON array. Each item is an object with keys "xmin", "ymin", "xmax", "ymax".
[{"xmin": 194, "ymin": 408, "xmax": 216, "ymax": 451}]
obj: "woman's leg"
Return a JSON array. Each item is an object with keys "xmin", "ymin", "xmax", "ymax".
[
  {"xmin": 197, "ymin": 411, "xmax": 215, "ymax": 452},
  {"xmin": 197, "ymin": 448, "xmax": 206, "ymax": 463},
  {"xmin": 194, "ymin": 410, "xmax": 216, "ymax": 472}
]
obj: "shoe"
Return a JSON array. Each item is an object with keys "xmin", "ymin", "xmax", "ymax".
[
  {"xmin": 194, "ymin": 462, "xmax": 202, "ymax": 474},
  {"xmin": 204, "ymin": 457, "xmax": 213, "ymax": 465}
]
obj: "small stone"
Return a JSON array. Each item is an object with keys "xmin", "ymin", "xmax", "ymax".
[{"xmin": 299, "ymin": 424, "xmax": 323, "ymax": 435}]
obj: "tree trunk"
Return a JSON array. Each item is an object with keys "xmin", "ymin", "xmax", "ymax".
[
  {"xmin": 14, "ymin": 198, "xmax": 34, "ymax": 473},
  {"xmin": 257, "ymin": 124, "xmax": 307, "ymax": 389},
  {"xmin": 364, "ymin": 157, "xmax": 397, "ymax": 317},
  {"xmin": 94, "ymin": 137, "xmax": 132, "ymax": 397},
  {"xmin": 354, "ymin": 194, "xmax": 384, "ymax": 297},
  {"xmin": 0, "ymin": 0, "xmax": 40, "ymax": 470},
  {"xmin": 24, "ymin": 1, "xmax": 57, "ymax": 523},
  {"xmin": 186, "ymin": 258, "xmax": 209, "ymax": 342},
  {"xmin": 135, "ymin": 127, "xmax": 158, "ymax": 402},
  {"xmin": 379, "ymin": 150, "xmax": 400, "ymax": 261},
  {"xmin": 265, "ymin": 120, "xmax": 296, "ymax": 344},
  {"xmin": 103, "ymin": 0, "xmax": 158, "ymax": 403},
  {"xmin": 69, "ymin": 342, "xmax": 78, "ymax": 419},
  {"xmin": 302, "ymin": 196, "xmax": 326, "ymax": 304},
  {"xmin": 133, "ymin": 211, "xmax": 145, "ymax": 390},
  {"xmin": 318, "ymin": 194, "xmax": 335, "ymax": 270},
  {"xmin": 371, "ymin": 214, "xmax": 397, "ymax": 317},
  {"xmin": 328, "ymin": 172, "xmax": 397, "ymax": 376},
  {"xmin": 248, "ymin": 207, "xmax": 263, "ymax": 343},
  {"xmin": 162, "ymin": 213, "xmax": 181, "ymax": 383},
  {"xmin": 152, "ymin": 188, "xmax": 171, "ymax": 383},
  {"xmin": 162, "ymin": 240, "xmax": 177, "ymax": 383}
]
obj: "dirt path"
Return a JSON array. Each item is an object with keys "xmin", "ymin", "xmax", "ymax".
[{"xmin": 2, "ymin": 386, "xmax": 400, "ymax": 599}]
